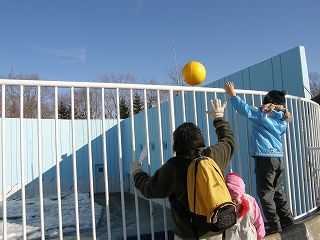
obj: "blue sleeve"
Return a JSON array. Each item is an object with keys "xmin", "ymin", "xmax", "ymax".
[
  {"xmin": 230, "ymin": 95, "xmax": 261, "ymax": 121},
  {"xmin": 279, "ymin": 121, "xmax": 287, "ymax": 135}
]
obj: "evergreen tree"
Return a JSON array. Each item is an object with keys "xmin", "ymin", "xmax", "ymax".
[
  {"xmin": 119, "ymin": 97, "xmax": 130, "ymax": 119},
  {"xmin": 58, "ymin": 100, "xmax": 71, "ymax": 119},
  {"xmin": 133, "ymin": 93, "xmax": 143, "ymax": 114}
]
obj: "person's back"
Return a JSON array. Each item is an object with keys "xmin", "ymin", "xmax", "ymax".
[{"xmin": 130, "ymin": 99, "xmax": 235, "ymax": 240}]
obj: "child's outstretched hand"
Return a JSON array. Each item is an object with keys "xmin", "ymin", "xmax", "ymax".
[{"xmin": 224, "ymin": 81, "xmax": 236, "ymax": 97}]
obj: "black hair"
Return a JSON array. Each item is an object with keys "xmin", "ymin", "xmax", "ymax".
[
  {"xmin": 263, "ymin": 90, "xmax": 287, "ymax": 106},
  {"xmin": 173, "ymin": 122, "xmax": 205, "ymax": 156}
]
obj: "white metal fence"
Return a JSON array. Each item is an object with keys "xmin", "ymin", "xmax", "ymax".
[{"xmin": 0, "ymin": 79, "xmax": 319, "ymax": 239}]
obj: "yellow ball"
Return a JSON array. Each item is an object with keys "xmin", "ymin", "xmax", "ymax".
[{"xmin": 182, "ymin": 61, "xmax": 206, "ymax": 86}]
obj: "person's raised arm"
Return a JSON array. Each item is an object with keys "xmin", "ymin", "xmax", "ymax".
[
  {"xmin": 205, "ymin": 99, "xmax": 235, "ymax": 172},
  {"xmin": 225, "ymin": 81, "xmax": 260, "ymax": 120}
]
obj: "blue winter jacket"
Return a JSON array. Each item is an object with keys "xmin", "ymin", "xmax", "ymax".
[{"xmin": 230, "ymin": 95, "xmax": 287, "ymax": 157}]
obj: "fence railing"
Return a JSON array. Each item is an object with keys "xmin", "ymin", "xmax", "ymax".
[{"xmin": 0, "ymin": 79, "xmax": 319, "ymax": 240}]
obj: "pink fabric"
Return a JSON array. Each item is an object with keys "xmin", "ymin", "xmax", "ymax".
[
  {"xmin": 225, "ymin": 173, "xmax": 245, "ymax": 201},
  {"xmin": 225, "ymin": 173, "xmax": 266, "ymax": 240},
  {"xmin": 249, "ymin": 195, "xmax": 266, "ymax": 240}
]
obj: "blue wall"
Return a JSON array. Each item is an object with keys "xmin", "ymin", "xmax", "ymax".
[
  {"xmin": 0, "ymin": 119, "xmax": 121, "ymax": 197},
  {"xmin": 206, "ymin": 46, "xmax": 311, "ymax": 98}
]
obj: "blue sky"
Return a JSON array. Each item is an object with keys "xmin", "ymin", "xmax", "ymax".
[{"xmin": 0, "ymin": 0, "xmax": 319, "ymax": 85}]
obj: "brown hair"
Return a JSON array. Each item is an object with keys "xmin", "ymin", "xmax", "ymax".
[{"xmin": 261, "ymin": 103, "xmax": 292, "ymax": 123}]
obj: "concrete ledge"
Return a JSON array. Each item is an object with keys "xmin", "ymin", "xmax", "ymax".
[{"xmin": 265, "ymin": 210, "xmax": 320, "ymax": 240}]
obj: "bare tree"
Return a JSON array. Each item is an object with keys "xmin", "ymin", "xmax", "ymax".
[
  {"xmin": 167, "ymin": 65, "xmax": 186, "ymax": 86},
  {"xmin": 98, "ymin": 73, "xmax": 136, "ymax": 118},
  {"xmin": 309, "ymin": 72, "xmax": 320, "ymax": 97},
  {"xmin": 59, "ymin": 89, "xmax": 88, "ymax": 119},
  {"xmin": 145, "ymin": 78, "xmax": 169, "ymax": 108},
  {"xmin": 167, "ymin": 66, "xmax": 188, "ymax": 97},
  {"xmin": 1, "ymin": 70, "xmax": 54, "ymax": 118}
]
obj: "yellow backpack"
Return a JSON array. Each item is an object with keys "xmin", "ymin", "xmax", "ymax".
[{"xmin": 187, "ymin": 156, "xmax": 236, "ymax": 232}]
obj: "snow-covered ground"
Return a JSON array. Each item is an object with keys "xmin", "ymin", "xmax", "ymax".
[{"xmin": 0, "ymin": 193, "xmax": 103, "ymax": 240}]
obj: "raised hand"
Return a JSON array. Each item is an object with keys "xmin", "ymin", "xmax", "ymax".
[
  {"xmin": 206, "ymin": 98, "xmax": 227, "ymax": 119},
  {"xmin": 224, "ymin": 81, "xmax": 236, "ymax": 97}
]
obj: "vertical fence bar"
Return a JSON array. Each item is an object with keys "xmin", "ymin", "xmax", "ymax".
[
  {"xmin": 37, "ymin": 86, "xmax": 45, "ymax": 240},
  {"xmin": 181, "ymin": 91, "xmax": 186, "ymax": 122},
  {"xmin": 285, "ymin": 98, "xmax": 295, "ymax": 215},
  {"xmin": 224, "ymin": 91, "xmax": 231, "ymax": 172},
  {"xmin": 311, "ymin": 104, "xmax": 318, "ymax": 207},
  {"xmin": 204, "ymin": 92, "xmax": 210, "ymax": 146},
  {"xmin": 312, "ymin": 104, "xmax": 319, "ymax": 207},
  {"xmin": 312, "ymin": 105, "xmax": 320, "ymax": 204},
  {"xmin": 71, "ymin": 87, "xmax": 80, "ymax": 240},
  {"xmin": 54, "ymin": 87, "xmax": 63, "ymax": 239},
  {"xmin": 1, "ymin": 85, "xmax": 6, "ymax": 239},
  {"xmin": 296, "ymin": 99, "xmax": 306, "ymax": 213},
  {"xmin": 224, "ymin": 91, "xmax": 229, "ymax": 121},
  {"xmin": 282, "ymin": 128, "xmax": 293, "ymax": 214},
  {"xmin": 144, "ymin": 89, "xmax": 155, "ymax": 240},
  {"xmin": 169, "ymin": 90, "xmax": 176, "ymax": 136},
  {"xmin": 309, "ymin": 104, "xmax": 317, "ymax": 207},
  {"xmin": 302, "ymin": 101, "xmax": 312, "ymax": 211},
  {"xmin": 130, "ymin": 89, "xmax": 141, "ymax": 240},
  {"xmin": 234, "ymin": 110, "xmax": 242, "ymax": 177},
  {"xmin": 193, "ymin": 91, "xmax": 197, "ymax": 125},
  {"xmin": 248, "ymin": 94, "xmax": 256, "ymax": 176},
  {"xmin": 316, "ymin": 106, "xmax": 320, "ymax": 204},
  {"xmin": 306, "ymin": 102, "xmax": 314, "ymax": 209},
  {"xmin": 301, "ymin": 100, "xmax": 310, "ymax": 212},
  {"xmin": 116, "ymin": 88, "xmax": 127, "ymax": 239},
  {"xmin": 315, "ymin": 106, "xmax": 320, "ymax": 200},
  {"xmin": 290, "ymin": 98, "xmax": 301, "ymax": 214},
  {"xmin": 157, "ymin": 90, "xmax": 168, "ymax": 240},
  {"xmin": 242, "ymin": 94, "xmax": 252, "ymax": 194},
  {"xmin": 307, "ymin": 103, "xmax": 316, "ymax": 208},
  {"xmin": 20, "ymin": 86, "xmax": 27, "ymax": 240},
  {"xmin": 101, "ymin": 88, "xmax": 112, "ymax": 240},
  {"xmin": 86, "ymin": 87, "xmax": 97, "ymax": 240}
]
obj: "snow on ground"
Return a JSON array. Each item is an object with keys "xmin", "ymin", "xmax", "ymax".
[{"xmin": 0, "ymin": 193, "xmax": 102, "ymax": 240}]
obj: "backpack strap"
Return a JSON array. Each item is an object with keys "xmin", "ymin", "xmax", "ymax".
[{"xmin": 187, "ymin": 148, "xmax": 204, "ymax": 160}]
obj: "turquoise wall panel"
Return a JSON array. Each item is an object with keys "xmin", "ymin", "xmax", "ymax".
[
  {"xmin": 0, "ymin": 119, "xmax": 119, "ymax": 197},
  {"xmin": 206, "ymin": 46, "xmax": 310, "ymax": 98}
]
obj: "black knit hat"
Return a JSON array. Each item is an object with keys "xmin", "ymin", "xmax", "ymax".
[{"xmin": 263, "ymin": 90, "xmax": 287, "ymax": 106}]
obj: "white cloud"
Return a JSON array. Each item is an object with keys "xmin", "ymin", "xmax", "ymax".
[{"xmin": 35, "ymin": 46, "xmax": 86, "ymax": 62}]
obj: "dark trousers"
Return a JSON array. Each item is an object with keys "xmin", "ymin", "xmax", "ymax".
[{"xmin": 254, "ymin": 156, "xmax": 294, "ymax": 230}]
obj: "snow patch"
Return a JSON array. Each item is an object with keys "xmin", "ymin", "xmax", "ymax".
[{"xmin": 0, "ymin": 193, "xmax": 102, "ymax": 239}]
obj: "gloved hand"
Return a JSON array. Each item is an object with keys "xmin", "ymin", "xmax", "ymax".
[
  {"xmin": 206, "ymin": 99, "xmax": 227, "ymax": 119},
  {"xmin": 130, "ymin": 162, "xmax": 143, "ymax": 176}
]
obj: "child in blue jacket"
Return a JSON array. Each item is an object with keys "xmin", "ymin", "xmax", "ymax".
[{"xmin": 224, "ymin": 81, "xmax": 294, "ymax": 234}]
